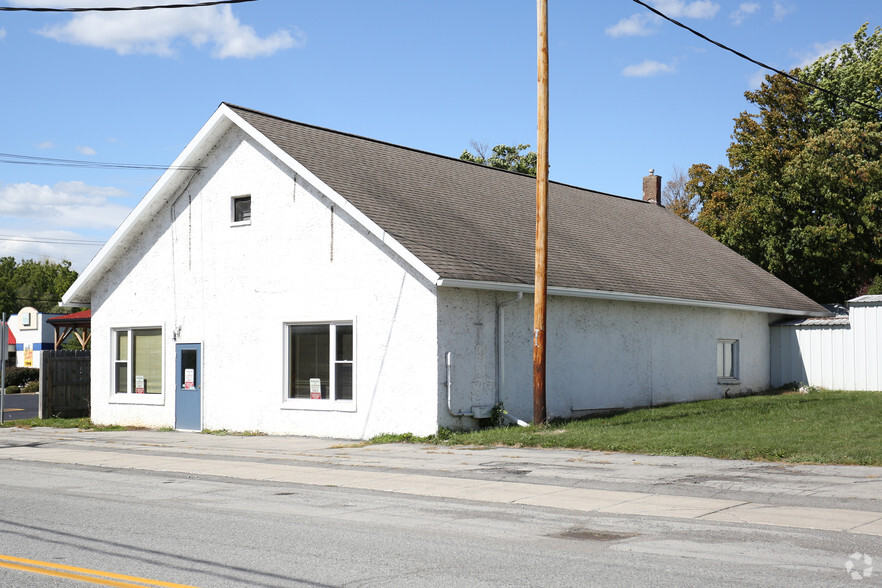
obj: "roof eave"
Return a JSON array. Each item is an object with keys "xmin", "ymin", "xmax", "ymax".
[
  {"xmin": 435, "ymin": 278, "xmax": 828, "ymax": 317},
  {"xmin": 62, "ymin": 107, "xmax": 235, "ymax": 307}
]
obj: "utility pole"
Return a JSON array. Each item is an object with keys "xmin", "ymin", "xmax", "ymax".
[{"xmin": 533, "ymin": 0, "xmax": 549, "ymax": 425}]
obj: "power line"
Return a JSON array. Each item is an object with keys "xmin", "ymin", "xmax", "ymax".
[
  {"xmin": 0, "ymin": 234, "xmax": 105, "ymax": 246},
  {"xmin": 631, "ymin": 0, "xmax": 882, "ymax": 115},
  {"xmin": 0, "ymin": 0, "xmax": 255, "ymax": 12},
  {"xmin": 0, "ymin": 152, "xmax": 201, "ymax": 171}
]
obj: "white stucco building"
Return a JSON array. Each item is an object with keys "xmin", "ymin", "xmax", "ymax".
[{"xmin": 62, "ymin": 104, "xmax": 826, "ymax": 438}]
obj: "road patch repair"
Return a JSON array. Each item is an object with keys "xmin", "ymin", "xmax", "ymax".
[{"xmin": 0, "ymin": 428, "xmax": 880, "ymax": 536}]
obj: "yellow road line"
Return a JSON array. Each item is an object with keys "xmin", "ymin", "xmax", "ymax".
[{"xmin": 0, "ymin": 554, "xmax": 198, "ymax": 588}]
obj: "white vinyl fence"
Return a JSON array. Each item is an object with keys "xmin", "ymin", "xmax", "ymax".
[{"xmin": 770, "ymin": 296, "xmax": 882, "ymax": 391}]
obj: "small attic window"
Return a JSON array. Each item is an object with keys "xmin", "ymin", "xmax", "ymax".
[{"xmin": 232, "ymin": 195, "xmax": 251, "ymax": 225}]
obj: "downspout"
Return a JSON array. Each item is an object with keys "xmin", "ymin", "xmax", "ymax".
[
  {"xmin": 445, "ymin": 352, "xmax": 472, "ymax": 417},
  {"xmin": 496, "ymin": 293, "xmax": 529, "ymax": 427}
]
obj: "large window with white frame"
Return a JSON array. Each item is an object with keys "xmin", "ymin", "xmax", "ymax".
[
  {"xmin": 717, "ymin": 339, "xmax": 739, "ymax": 383},
  {"xmin": 114, "ymin": 328, "xmax": 163, "ymax": 395},
  {"xmin": 286, "ymin": 322, "xmax": 353, "ymax": 402}
]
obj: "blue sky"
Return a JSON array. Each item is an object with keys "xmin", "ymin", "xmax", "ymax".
[{"xmin": 1, "ymin": 0, "xmax": 881, "ymax": 271}]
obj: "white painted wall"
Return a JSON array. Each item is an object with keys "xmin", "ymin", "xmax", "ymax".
[
  {"xmin": 7, "ymin": 310, "xmax": 59, "ymax": 369},
  {"xmin": 90, "ymin": 127, "xmax": 439, "ymax": 438},
  {"xmin": 437, "ymin": 288, "xmax": 774, "ymax": 427},
  {"xmin": 771, "ymin": 301, "xmax": 882, "ymax": 391}
]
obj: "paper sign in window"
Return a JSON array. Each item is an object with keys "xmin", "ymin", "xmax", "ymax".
[{"xmin": 309, "ymin": 378, "xmax": 322, "ymax": 399}]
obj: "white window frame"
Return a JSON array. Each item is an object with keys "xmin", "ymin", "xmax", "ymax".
[
  {"xmin": 110, "ymin": 325, "xmax": 165, "ymax": 406},
  {"xmin": 717, "ymin": 339, "xmax": 739, "ymax": 383},
  {"xmin": 231, "ymin": 194, "xmax": 252, "ymax": 226},
  {"xmin": 282, "ymin": 321, "xmax": 356, "ymax": 412}
]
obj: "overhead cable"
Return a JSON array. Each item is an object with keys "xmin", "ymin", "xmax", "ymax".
[
  {"xmin": 0, "ymin": 234, "xmax": 105, "ymax": 246},
  {"xmin": 0, "ymin": 0, "xmax": 255, "ymax": 12},
  {"xmin": 631, "ymin": 0, "xmax": 882, "ymax": 114},
  {"xmin": 0, "ymin": 152, "xmax": 201, "ymax": 171}
]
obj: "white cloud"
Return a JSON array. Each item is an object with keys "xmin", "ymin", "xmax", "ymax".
[
  {"xmin": 748, "ymin": 68, "xmax": 768, "ymax": 89},
  {"xmin": 773, "ymin": 1, "xmax": 795, "ymax": 21},
  {"xmin": 608, "ymin": 1, "xmax": 718, "ymax": 37},
  {"xmin": 730, "ymin": 3, "xmax": 760, "ymax": 26},
  {"xmin": 0, "ymin": 227, "xmax": 102, "ymax": 270},
  {"xmin": 606, "ymin": 13, "xmax": 658, "ymax": 37},
  {"xmin": 24, "ymin": 1, "xmax": 304, "ymax": 59},
  {"xmin": 652, "ymin": 0, "xmax": 720, "ymax": 19},
  {"xmin": 76, "ymin": 146, "xmax": 97, "ymax": 156},
  {"xmin": 0, "ymin": 181, "xmax": 131, "ymax": 230},
  {"xmin": 0, "ymin": 28, "xmax": 6, "ymax": 40},
  {"xmin": 622, "ymin": 60, "xmax": 676, "ymax": 77},
  {"xmin": 37, "ymin": 141, "xmax": 55, "ymax": 150},
  {"xmin": 793, "ymin": 41, "xmax": 841, "ymax": 68}
]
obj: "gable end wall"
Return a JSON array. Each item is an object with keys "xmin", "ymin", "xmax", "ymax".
[{"xmin": 90, "ymin": 127, "xmax": 439, "ymax": 439}]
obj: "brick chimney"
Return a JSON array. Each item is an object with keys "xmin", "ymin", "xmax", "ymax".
[{"xmin": 643, "ymin": 169, "xmax": 662, "ymax": 206}]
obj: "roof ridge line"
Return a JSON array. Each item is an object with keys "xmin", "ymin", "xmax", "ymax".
[{"xmin": 222, "ymin": 102, "xmax": 650, "ymax": 205}]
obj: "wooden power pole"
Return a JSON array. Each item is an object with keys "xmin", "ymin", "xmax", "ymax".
[{"xmin": 533, "ymin": 0, "xmax": 549, "ymax": 425}]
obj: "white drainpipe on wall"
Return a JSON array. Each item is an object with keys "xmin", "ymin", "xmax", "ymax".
[
  {"xmin": 445, "ymin": 351, "xmax": 473, "ymax": 417},
  {"xmin": 496, "ymin": 293, "xmax": 529, "ymax": 427}
]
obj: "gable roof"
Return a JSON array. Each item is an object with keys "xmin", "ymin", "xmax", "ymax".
[
  {"xmin": 63, "ymin": 103, "xmax": 826, "ymax": 316},
  {"xmin": 47, "ymin": 310, "xmax": 92, "ymax": 325}
]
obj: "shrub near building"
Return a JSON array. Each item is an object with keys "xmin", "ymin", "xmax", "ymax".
[{"xmin": 4, "ymin": 367, "xmax": 39, "ymax": 387}]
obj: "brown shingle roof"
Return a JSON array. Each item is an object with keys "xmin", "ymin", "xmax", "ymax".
[{"xmin": 229, "ymin": 104, "xmax": 825, "ymax": 315}]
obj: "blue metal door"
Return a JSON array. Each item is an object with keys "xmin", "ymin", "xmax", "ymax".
[{"xmin": 175, "ymin": 343, "xmax": 201, "ymax": 431}]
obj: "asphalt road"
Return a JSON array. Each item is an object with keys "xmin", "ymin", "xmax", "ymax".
[
  {"xmin": 0, "ymin": 392, "xmax": 37, "ymax": 421},
  {"xmin": 0, "ymin": 460, "xmax": 878, "ymax": 587}
]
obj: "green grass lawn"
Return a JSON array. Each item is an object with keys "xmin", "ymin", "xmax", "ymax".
[
  {"xmin": 0, "ymin": 417, "xmax": 130, "ymax": 431},
  {"xmin": 379, "ymin": 389, "xmax": 882, "ymax": 466}
]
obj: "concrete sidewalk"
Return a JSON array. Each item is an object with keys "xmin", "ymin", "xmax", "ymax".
[{"xmin": 0, "ymin": 427, "xmax": 880, "ymax": 537}]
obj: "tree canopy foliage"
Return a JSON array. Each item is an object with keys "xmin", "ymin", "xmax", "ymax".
[
  {"xmin": 0, "ymin": 257, "xmax": 79, "ymax": 316},
  {"xmin": 662, "ymin": 165, "xmax": 699, "ymax": 222},
  {"xmin": 460, "ymin": 141, "xmax": 538, "ymax": 176},
  {"xmin": 688, "ymin": 24, "xmax": 882, "ymax": 303}
]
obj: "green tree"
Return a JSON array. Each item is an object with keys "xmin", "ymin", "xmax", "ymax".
[
  {"xmin": 690, "ymin": 24, "xmax": 882, "ymax": 303},
  {"xmin": 0, "ymin": 257, "xmax": 79, "ymax": 316},
  {"xmin": 460, "ymin": 141, "xmax": 538, "ymax": 176}
]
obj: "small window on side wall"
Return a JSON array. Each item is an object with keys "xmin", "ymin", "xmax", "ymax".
[
  {"xmin": 717, "ymin": 339, "xmax": 739, "ymax": 383},
  {"xmin": 231, "ymin": 195, "xmax": 251, "ymax": 225}
]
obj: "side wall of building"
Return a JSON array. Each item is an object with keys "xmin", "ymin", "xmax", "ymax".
[
  {"xmin": 437, "ymin": 288, "xmax": 773, "ymax": 428},
  {"xmin": 771, "ymin": 302, "xmax": 881, "ymax": 391},
  {"xmin": 90, "ymin": 126, "xmax": 439, "ymax": 439}
]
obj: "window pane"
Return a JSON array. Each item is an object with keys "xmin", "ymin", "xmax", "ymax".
[
  {"xmin": 717, "ymin": 342, "xmax": 725, "ymax": 378},
  {"xmin": 335, "ymin": 363, "xmax": 353, "ymax": 400},
  {"xmin": 181, "ymin": 349, "xmax": 198, "ymax": 389},
  {"xmin": 289, "ymin": 325, "xmax": 329, "ymax": 399},
  {"xmin": 724, "ymin": 342, "xmax": 733, "ymax": 378},
  {"xmin": 115, "ymin": 362, "xmax": 128, "ymax": 394},
  {"xmin": 133, "ymin": 329, "xmax": 162, "ymax": 394},
  {"xmin": 336, "ymin": 324, "xmax": 353, "ymax": 361},
  {"xmin": 117, "ymin": 331, "xmax": 128, "ymax": 361},
  {"xmin": 234, "ymin": 197, "xmax": 251, "ymax": 222}
]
